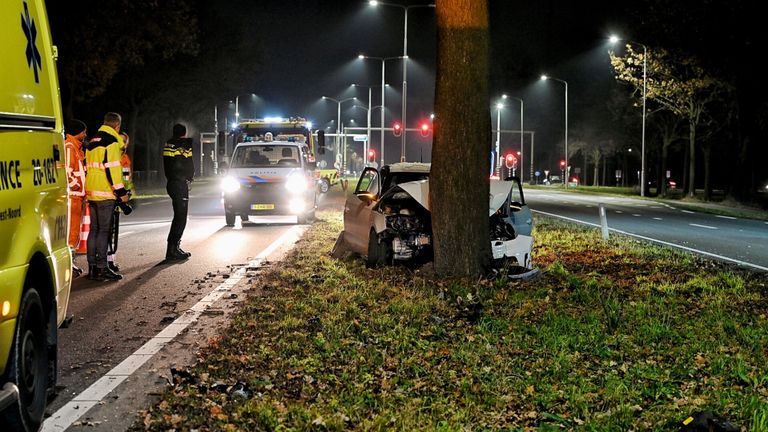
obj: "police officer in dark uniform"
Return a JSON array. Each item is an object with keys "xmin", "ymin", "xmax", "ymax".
[{"xmin": 163, "ymin": 123, "xmax": 194, "ymax": 261}]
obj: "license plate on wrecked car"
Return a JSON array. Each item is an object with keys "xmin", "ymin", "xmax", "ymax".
[{"xmin": 250, "ymin": 204, "xmax": 275, "ymax": 210}]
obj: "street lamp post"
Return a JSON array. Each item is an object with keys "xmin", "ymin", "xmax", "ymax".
[
  {"xmin": 352, "ymin": 84, "xmax": 373, "ymax": 161},
  {"xmin": 322, "ymin": 96, "xmax": 356, "ymax": 172},
  {"xmin": 359, "ymin": 54, "xmax": 404, "ymax": 166},
  {"xmin": 541, "ymin": 75, "xmax": 568, "ymax": 188},
  {"xmin": 495, "ymin": 99, "xmax": 504, "ymax": 176},
  {"xmin": 234, "ymin": 93, "xmax": 260, "ymax": 122},
  {"xmin": 507, "ymin": 96, "xmax": 524, "ymax": 182},
  {"xmin": 610, "ymin": 35, "xmax": 647, "ymax": 197},
  {"xmin": 369, "ymin": 1, "xmax": 435, "ymax": 162}
]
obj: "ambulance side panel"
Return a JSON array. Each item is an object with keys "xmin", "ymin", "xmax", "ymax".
[{"xmin": 0, "ymin": 0, "xmax": 71, "ymax": 376}]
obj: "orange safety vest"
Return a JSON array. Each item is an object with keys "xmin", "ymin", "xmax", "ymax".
[{"xmin": 64, "ymin": 134, "xmax": 86, "ymax": 198}]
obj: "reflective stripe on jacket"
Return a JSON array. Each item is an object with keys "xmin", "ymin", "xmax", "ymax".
[
  {"xmin": 163, "ymin": 137, "xmax": 195, "ymax": 183},
  {"xmin": 85, "ymin": 125, "xmax": 128, "ymax": 201},
  {"xmin": 64, "ymin": 134, "xmax": 86, "ymax": 197}
]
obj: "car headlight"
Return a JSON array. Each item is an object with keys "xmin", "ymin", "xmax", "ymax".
[
  {"xmin": 221, "ymin": 176, "xmax": 241, "ymax": 193},
  {"xmin": 285, "ymin": 172, "xmax": 308, "ymax": 193}
]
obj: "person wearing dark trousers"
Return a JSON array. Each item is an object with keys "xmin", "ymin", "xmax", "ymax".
[
  {"xmin": 85, "ymin": 112, "xmax": 129, "ymax": 280},
  {"xmin": 163, "ymin": 123, "xmax": 194, "ymax": 261}
]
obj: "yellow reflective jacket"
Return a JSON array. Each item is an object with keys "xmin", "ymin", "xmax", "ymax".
[{"xmin": 85, "ymin": 125, "xmax": 128, "ymax": 201}]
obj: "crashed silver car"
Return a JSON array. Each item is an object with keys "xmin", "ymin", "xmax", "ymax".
[{"xmin": 340, "ymin": 163, "xmax": 534, "ymax": 269}]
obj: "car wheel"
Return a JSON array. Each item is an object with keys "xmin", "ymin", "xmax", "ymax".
[
  {"xmin": 319, "ymin": 179, "xmax": 330, "ymax": 194},
  {"xmin": 225, "ymin": 211, "xmax": 235, "ymax": 226},
  {"xmin": 366, "ymin": 229, "xmax": 391, "ymax": 268},
  {"xmin": 1, "ymin": 288, "xmax": 48, "ymax": 431}
]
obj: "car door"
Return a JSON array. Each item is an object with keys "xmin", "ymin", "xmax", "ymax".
[
  {"xmin": 343, "ymin": 167, "xmax": 380, "ymax": 254},
  {"xmin": 508, "ymin": 178, "xmax": 533, "ymax": 236}
]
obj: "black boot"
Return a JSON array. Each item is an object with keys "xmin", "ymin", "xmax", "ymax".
[
  {"xmin": 72, "ymin": 264, "xmax": 83, "ymax": 278},
  {"xmin": 88, "ymin": 265, "xmax": 102, "ymax": 281},
  {"xmin": 102, "ymin": 266, "xmax": 123, "ymax": 281},
  {"xmin": 108, "ymin": 261, "xmax": 120, "ymax": 272},
  {"xmin": 166, "ymin": 242, "xmax": 189, "ymax": 261},
  {"xmin": 176, "ymin": 243, "xmax": 191, "ymax": 259}
]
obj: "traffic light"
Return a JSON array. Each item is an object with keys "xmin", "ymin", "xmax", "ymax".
[
  {"xmin": 420, "ymin": 122, "xmax": 430, "ymax": 137},
  {"xmin": 393, "ymin": 122, "xmax": 402, "ymax": 137},
  {"xmin": 317, "ymin": 130, "xmax": 326, "ymax": 155},
  {"xmin": 560, "ymin": 160, "xmax": 566, "ymax": 170},
  {"xmin": 505, "ymin": 153, "xmax": 516, "ymax": 169},
  {"xmin": 367, "ymin": 149, "xmax": 376, "ymax": 163}
]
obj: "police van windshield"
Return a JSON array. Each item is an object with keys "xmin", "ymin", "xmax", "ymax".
[{"xmin": 231, "ymin": 145, "xmax": 300, "ymax": 168}]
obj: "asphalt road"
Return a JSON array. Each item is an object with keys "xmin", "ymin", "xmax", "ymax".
[
  {"xmin": 43, "ymin": 179, "xmax": 339, "ymax": 431},
  {"xmin": 525, "ymin": 188, "xmax": 768, "ymax": 271}
]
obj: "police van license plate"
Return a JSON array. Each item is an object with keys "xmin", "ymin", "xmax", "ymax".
[{"xmin": 251, "ymin": 204, "xmax": 274, "ymax": 210}]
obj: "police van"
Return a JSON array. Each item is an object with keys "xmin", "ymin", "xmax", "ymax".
[
  {"xmin": 1, "ymin": 0, "xmax": 73, "ymax": 430},
  {"xmin": 220, "ymin": 133, "xmax": 318, "ymax": 225}
]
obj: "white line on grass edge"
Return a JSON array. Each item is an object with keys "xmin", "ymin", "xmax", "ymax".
[
  {"xmin": 42, "ymin": 225, "xmax": 306, "ymax": 431},
  {"xmin": 532, "ymin": 209, "xmax": 768, "ymax": 272}
]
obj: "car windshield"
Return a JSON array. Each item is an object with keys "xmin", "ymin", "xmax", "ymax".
[{"xmin": 231, "ymin": 145, "xmax": 300, "ymax": 168}]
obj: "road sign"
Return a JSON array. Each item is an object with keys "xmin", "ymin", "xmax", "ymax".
[
  {"xmin": 535, "ymin": 170, "xmax": 540, "ymax": 177},
  {"xmin": 352, "ymin": 135, "xmax": 368, "ymax": 142}
]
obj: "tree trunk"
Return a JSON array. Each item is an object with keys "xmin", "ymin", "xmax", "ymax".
[
  {"xmin": 660, "ymin": 140, "xmax": 669, "ymax": 196},
  {"xmin": 703, "ymin": 145, "xmax": 711, "ymax": 201},
  {"xmin": 431, "ymin": 0, "xmax": 491, "ymax": 277},
  {"xmin": 687, "ymin": 119, "xmax": 697, "ymax": 198}
]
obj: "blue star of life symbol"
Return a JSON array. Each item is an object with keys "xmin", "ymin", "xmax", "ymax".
[{"xmin": 21, "ymin": 0, "xmax": 42, "ymax": 83}]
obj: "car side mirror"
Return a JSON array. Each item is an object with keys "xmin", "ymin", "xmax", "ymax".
[{"xmin": 357, "ymin": 191, "xmax": 377, "ymax": 203}]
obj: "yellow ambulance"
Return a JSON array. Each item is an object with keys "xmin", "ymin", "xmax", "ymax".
[{"xmin": 0, "ymin": 0, "xmax": 72, "ymax": 429}]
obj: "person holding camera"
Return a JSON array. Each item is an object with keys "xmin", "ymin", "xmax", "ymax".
[
  {"xmin": 163, "ymin": 123, "xmax": 194, "ymax": 261},
  {"xmin": 106, "ymin": 131, "xmax": 134, "ymax": 272},
  {"xmin": 85, "ymin": 112, "xmax": 130, "ymax": 281}
]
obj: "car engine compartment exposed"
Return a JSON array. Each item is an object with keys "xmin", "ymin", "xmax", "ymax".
[{"xmin": 377, "ymin": 190, "xmax": 432, "ymax": 261}]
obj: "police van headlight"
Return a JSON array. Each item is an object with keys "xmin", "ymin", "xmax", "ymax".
[
  {"xmin": 285, "ymin": 173, "xmax": 308, "ymax": 193},
  {"xmin": 221, "ymin": 176, "xmax": 241, "ymax": 193}
]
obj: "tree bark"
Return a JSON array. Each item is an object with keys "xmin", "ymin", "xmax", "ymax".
[
  {"xmin": 687, "ymin": 119, "xmax": 697, "ymax": 197},
  {"xmin": 431, "ymin": 0, "xmax": 491, "ymax": 277}
]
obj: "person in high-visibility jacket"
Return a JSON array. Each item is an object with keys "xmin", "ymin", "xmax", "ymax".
[
  {"xmin": 85, "ymin": 112, "xmax": 129, "ymax": 281},
  {"xmin": 64, "ymin": 119, "xmax": 88, "ymax": 277}
]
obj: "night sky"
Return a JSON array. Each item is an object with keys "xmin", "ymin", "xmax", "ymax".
[
  {"xmin": 226, "ymin": 0, "xmax": 628, "ymax": 167},
  {"xmin": 50, "ymin": 0, "xmax": 767, "ymax": 192}
]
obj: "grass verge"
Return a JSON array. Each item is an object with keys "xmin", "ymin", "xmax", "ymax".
[{"xmin": 134, "ymin": 210, "xmax": 768, "ymax": 431}]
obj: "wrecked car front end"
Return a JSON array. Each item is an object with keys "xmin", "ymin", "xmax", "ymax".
[{"xmin": 369, "ymin": 178, "xmax": 534, "ymax": 269}]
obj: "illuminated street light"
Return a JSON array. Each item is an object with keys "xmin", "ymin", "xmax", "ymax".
[
  {"xmin": 369, "ymin": 1, "xmax": 435, "ymax": 162},
  {"xmin": 358, "ymin": 54, "xmax": 405, "ymax": 166},
  {"xmin": 541, "ymin": 74, "xmax": 568, "ymax": 188},
  {"xmin": 610, "ymin": 34, "xmax": 648, "ymax": 196}
]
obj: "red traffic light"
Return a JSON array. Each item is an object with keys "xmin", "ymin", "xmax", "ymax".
[
  {"xmin": 393, "ymin": 122, "xmax": 402, "ymax": 137},
  {"xmin": 559, "ymin": 160, "xmax": 566, "ymax": 168},
  {"xmin": 420, "ymin": 122, "xmax": 430, "ymax": 137},
  {"xmin": 367, "ymin": 149, "xmax": 376, "ymax": 163},
  {"xmin": 505, "ymin": 153, "xmax": 517, "ymax": 169}
]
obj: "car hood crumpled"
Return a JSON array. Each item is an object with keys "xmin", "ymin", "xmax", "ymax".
[
  {"xmin": 382, "ymin": 178, "xmax": 516, "ymax": 216},
  {"xmin": 489, "ymin": 180, "xmax": 516, "ymax": 216}
]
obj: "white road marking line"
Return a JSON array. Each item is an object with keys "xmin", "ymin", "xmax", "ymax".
[
  {"xmin": 119, "ymin": 231, "xmax": 134, "ymax": 237},
  {"xmin": 716, "ymin": 215, "xmax": 737, "ymax": 220},
  {"xmin": 632, "ymin": 214, "xmax": 641, "ymax": 217},
  {"xmin": 651, "ymin": 206, "xmax": 662, "ymax": 209},
  {"xmin": 42, "ymin": 225, "xmax": 307, "ymax": 432},
  {"xmin": 653, "ymin": 217, "xmax": 663, "ymax": 221},
  {"xmin": 615, "ymin": 210, "xmax": 623, "ymax": 214},
  {"xmin": 681, "ymin": 210, "xmax": 695, "ymax": 214},
  {"xmin": 690, "ymin": 223, "xmax": 718, "ymax": 230},
  {"xmin": 531, "ymin": 209, "xmax": 768, "ymax": 272}
]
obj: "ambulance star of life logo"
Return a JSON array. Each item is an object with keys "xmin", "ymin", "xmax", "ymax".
[{"xmin": 21, "ymin": 0, "xmax": 42, "ymax": 83}]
